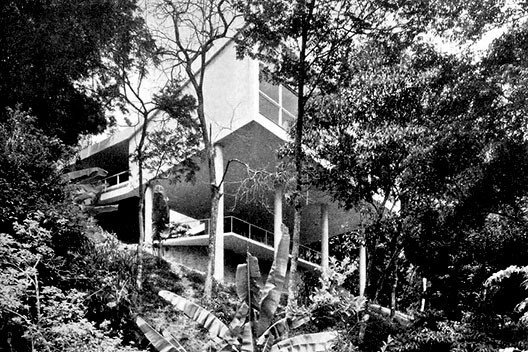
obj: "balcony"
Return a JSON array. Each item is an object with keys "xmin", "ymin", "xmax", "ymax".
[
  {"xmin": 102, "ymin": 170, "xmax": 129, "ymax": 191},
  {"xmin": 160, "ymin": 216, "xmax": 321, "ymax": 269},
  {"xmin": 98, "ymin": 170, "xmax": 133, "ymax": 203}
]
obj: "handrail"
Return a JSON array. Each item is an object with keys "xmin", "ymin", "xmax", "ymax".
[
  {"xmin": 166, "ymin": 215, "xmax": 321, "ymax": 264},
  {"xmin": 101, "ymin": 170, "xmax": 129, "ymax": 191},
  {"xmin": 225, "ymin": 216, "xmax": 274, "ymax": 247},
  {"xmin": 298, "ymin": 244, "xmax": 322, "ymax": 263}
]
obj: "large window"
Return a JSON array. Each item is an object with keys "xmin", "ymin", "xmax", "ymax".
[{"xmin": 259, "ymin": 67, "xmax": 297, "ymax": 130}]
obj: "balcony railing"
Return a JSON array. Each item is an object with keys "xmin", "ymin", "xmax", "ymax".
[
  {"xmin": 298, "ymin": 244, "xmax": 322, "ymax": 264},
  {"xmin": 101, "ymin": 170, "xmax": 129, "ymax": 191},
  {"xmin": 166, "ymin": 216, "xmax": 321, "ymax": 264}
]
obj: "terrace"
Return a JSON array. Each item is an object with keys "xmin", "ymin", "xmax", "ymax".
[{"xmin": 159, "ymin": 216, "xmax": 322, "ymax": 271}]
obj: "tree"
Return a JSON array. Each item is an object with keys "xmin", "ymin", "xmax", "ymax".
[
  {"xmin": 0, "ymin": 0, "xmax": 151, "ymax": 144},
  {"xmin": 302, "ymin": 21, "xmax": 528, "ymax": 315},
  {"xmin": 237, "ymin": 0, "xmax": 438, "ymax": 307},
  {"xmin": 153, "ymin": 0, "xmax": 242, "ymax": 298},
  {"xmin": 107, "ymin": 29, "xmax": 199, "ymax": 288}
]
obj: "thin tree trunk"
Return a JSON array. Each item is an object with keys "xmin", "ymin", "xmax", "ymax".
[
  {"xmin": 373, "ymin": 243, "xmax": 401, "ymax": 302},
  {"xmin": 287, "ymin": 0, "xmax": 313, "ymax": 310},
  {"xmin": 373, "ymin": 219, "xmax": 401, "ymax": 302},
  {"xmin": 198, "ymin": 92, "xmax": 217, "ymax": 300},
  {"xmin": 137, "ymin": 181, "xmax": 145, "ymax": 289},
  {"xmin": 177, "ymin": 36, "xmax": 220, "ymax": 298},
  {"xmin": 204, "ymin": 180, "xmax": 219, "ymax": 298},
  {"xmin": 136, "ymin": 117, "xmax": 149, "ymax": 290},
  {"xmin": 287, "ymin": 206, "xmax": 302, "ymax": 307},
  {"xmin": 390, "ymin": 260, "xmax": 398, "ymax": 318},
  {"xmin": 164, "ymin": 1, "xmax": 236, "ymax": 300}
]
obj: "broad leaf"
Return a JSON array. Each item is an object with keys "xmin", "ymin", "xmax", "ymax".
[
  {"xmin": 159, "ymin": 290, "xmax": 232, "ymax": 341},
  {"xmin": 236, "ymin": 254, "xmax": 261, "ymax": 311},
  {"xmin": 241, "ymin": 322, "xmax": 255, "ymax": 352},
  {"xmin": 258, "ymin": 316, "xmax": 310, "ymax": 344},
  {"xmin": 135, "ymin": 316, "xmax": 184, "ymax": 352},
  {"xmin": 257, "ymin": 224, "xmax": 291, "ymax": 336},
  {"xmin": 229, "ymin": 302, "xmax": 250, "ymax": 333},
  {"xmin": 261, "ymin": 335, "xmax": 275, "ymax": 352},
  {"xmin": 290, "ymin": 316, "xmax": 310, "ymax": 330},
  {"xmin": 270, "ymin": 331, "xmax": 338, "ymax": 352},
  {"xmin": 257, "ymin": 319, "xmax": 287, "ymax": 346},
  {"xmin": 163, "ymin": 332, "xmax": 189, "ymax": 352}
]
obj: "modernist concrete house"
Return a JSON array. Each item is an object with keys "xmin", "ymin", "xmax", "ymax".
[{"xmin": 77, "ymin": 37, "xmax": 361, "ymax": 283}]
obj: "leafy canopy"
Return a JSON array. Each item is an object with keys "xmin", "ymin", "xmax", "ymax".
[{"xmin": 0, "ymin": 0, "xmax": 151, "ymax": 144}]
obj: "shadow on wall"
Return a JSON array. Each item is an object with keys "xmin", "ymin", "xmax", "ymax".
[{"xmin": 96, "ymin": 197, "xmax": 140, "ymax": 243}]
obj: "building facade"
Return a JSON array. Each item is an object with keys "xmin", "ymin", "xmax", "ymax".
[{"xmin": 77, "ymin": 37, "xmax": 361, "ymax": 282}]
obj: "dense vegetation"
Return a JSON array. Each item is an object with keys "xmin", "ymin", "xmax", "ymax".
[{"xmin": 0, "ymin": 0, "xmax": 151, "ymax": 144}]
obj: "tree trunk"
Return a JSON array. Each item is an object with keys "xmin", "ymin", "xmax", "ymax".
[
  {"xmin": 287, "ymin": 204, "xmax": 302, "ymax": 307},
  {"xmin": 390, "ymin": 260, "xmax": 398, "ymax": 318},
  {"xmin": 136, "ymin": 117, "xmax": 149, "ymax": 290},
  {"xmin": 373, "ymin": 242, "xmax": 401, "ymax": 302},
  {"xmin": 286, "ymin": 0, "xmax": 313, "ymax": 310},
  {"xmin": 137, "ymin": 181, "xmax": 145, "ymax": 290},
  {"xmin": 204, "ymin": 178, "xmax": 219, "ymax": 298}
]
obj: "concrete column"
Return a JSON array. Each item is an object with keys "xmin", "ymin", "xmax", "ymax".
[
  {"xmin": 359, "ymin": 244, "xmax": 367, "ymax": 297},
  {"xmin": 320, "ymin": 203, "xmax": 329, "ymax": 277},
  {"xmin": 420, "ymin": 277, "xmax": 427, "ymax": 312},
  {"xmin": 144, "ymin": 185, "xmax": 153, "ymax": 250},
  {"xmin": 274, "ymin": 187, "xmax": 283, "ymax": 252},
  {"xmin": 213, "ymin": 144, "xmax": 224, "ymax": 282}
]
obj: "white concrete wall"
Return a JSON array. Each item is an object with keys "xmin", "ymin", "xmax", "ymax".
[
  {"xmin": 202, "ymin": 40, "xmax": 256, "ymax": 143},
  {"xmin": 125, "ymin": 39, "xmax": 257, "ymax": 188}
]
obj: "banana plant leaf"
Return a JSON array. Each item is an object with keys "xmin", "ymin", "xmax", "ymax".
[
  {"xmin": 257, "ymin": 224, "xmax": 291, "ymax": 336},
  {"xmin": 159, "ymin": 290, "xmax": 233, "ymax": 342},
  {"xmin": 164, "ymin": 332, "xmax": 189, "ymax": 352},
  {"xmin": 240, "ymin": 322, "xmax": 255, "ymax": 352},
  {"xmin": 257, "ymin": 315, "xmax": 310, "ymax": 345},
  {"xmin": 260, "ymin": 335, "xmax": 275, "ymax": 352},
  {"xmin": 229, "ymin": 302, "xmax": 249, "ymax": 334},
  {"xmin": 270, "ymin": 331, "xmax": 338, "ymax": 352},
  {"xmin": 135, "ymin": 316, "xmax": 185, "ymax": 352},
  {"xmin": 236, "ymin": 254, "xmax": 261, "ymax": 311}
]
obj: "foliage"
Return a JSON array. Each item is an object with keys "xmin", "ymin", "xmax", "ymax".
[
  {"xmin": 309, "ymin": 257, "xmax": 364, "ymax": 331},
  {"xmin": 0, "ymin": 0, "xmax": 152, "ymax": 144},
  {"xmin": 138, "ymin": 225, "xmax": 337, "ymax": 352},
  {"xmin": 383, "ymin": 313, "xmax": 527, "ymax": 352},
  {"xmin": 136, "ymin": 316, "xmax": 186, "ymax": 352},
  {"xmin": 485, "ymin": 265, "xmax": 528, "ymax": 325},
  {"xmin": 237, "ymin": 0, "xmax": 450, "ymax": 307},
  {"xmin": 0, "ymin": 108, "xmax": 70, "ymax": 233},
  {"xmin": 0, "ymin": 208, "xmax": 136, "ymax": 351},
  {"xmin": 301, "ymin": 25, "xmax": 528, "ymax": 314},
  {"xmin": 0, "ymin": 115, "xmax": 184, "ymax": 350}
]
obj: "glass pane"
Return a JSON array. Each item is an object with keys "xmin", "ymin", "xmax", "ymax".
[
  {"xmin": 259, "ymin": 93, "xmax": 280, "ymax": 124},
  {"xmin": 282, "ymin": 86, "xmax": 298, "ymax": 116},
  {"xmin": 282, "ymin": 110, "xmax": 296, "ymax": 130},
  {"xmin": 259, "ymin": 79, "xmax": 279, "ymax": 102}
]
